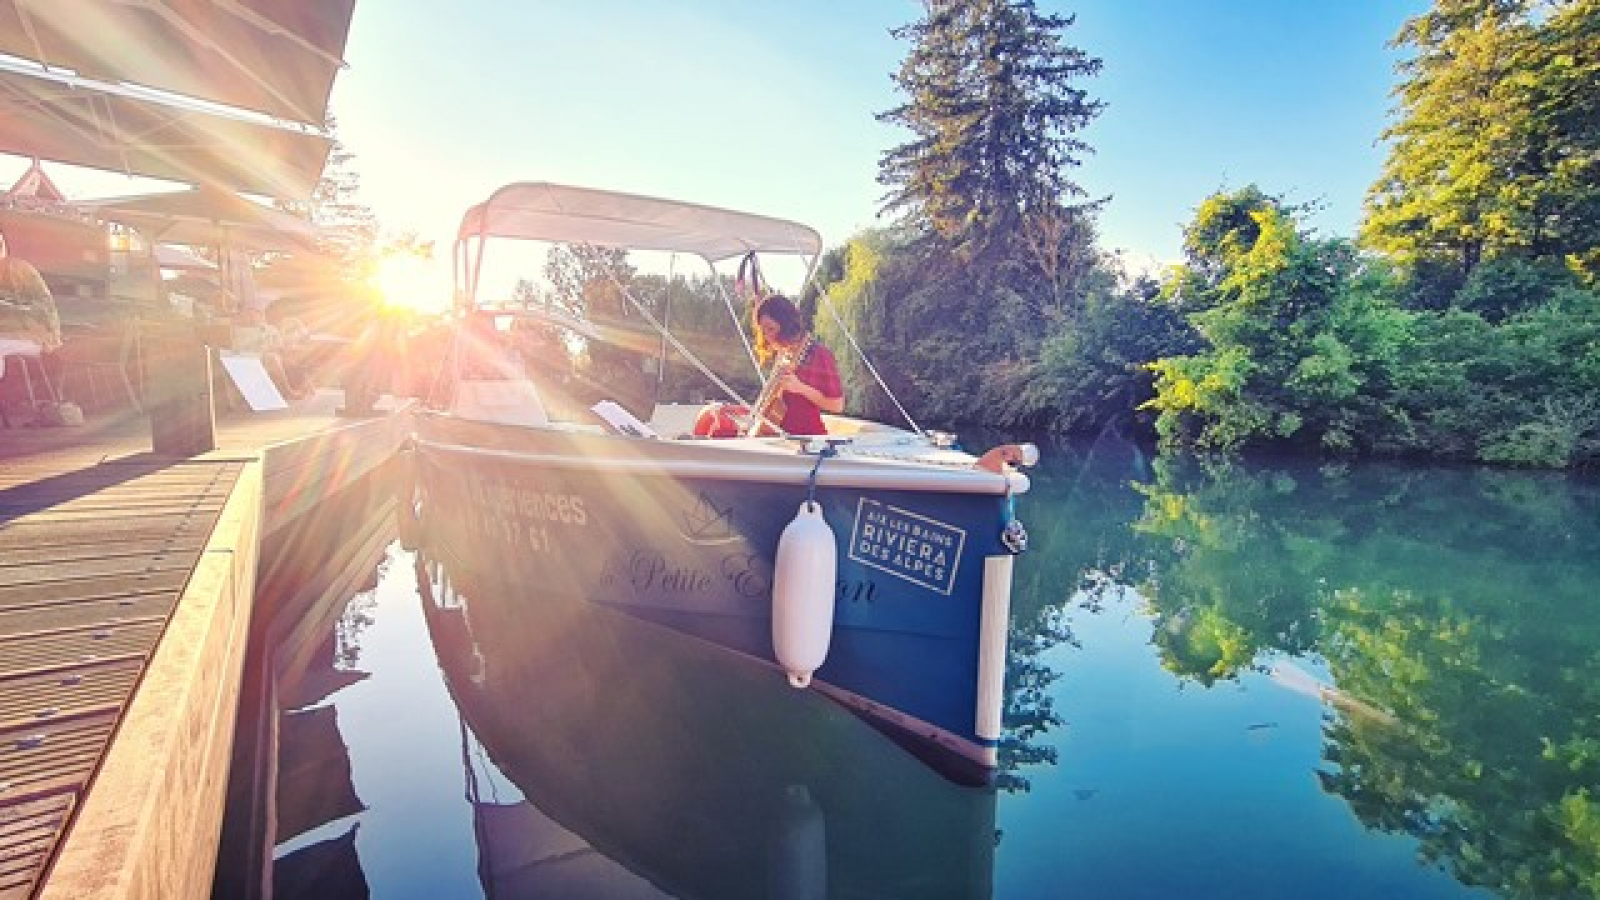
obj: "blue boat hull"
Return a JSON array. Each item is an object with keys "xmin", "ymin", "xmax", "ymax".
[{"xmin": 411, "ymin": 412, "xmax": 1019, "ymax": 780}]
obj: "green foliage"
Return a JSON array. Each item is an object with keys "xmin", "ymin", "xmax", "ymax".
[
  {"xmin": 806, "ymin": 0, "xmax": 1598, "ymax": 466},
  {"xmin": 1143, "ymin": 182, "xmax": 1600, "ymax": 468},
  {"xmin": 860, "ymin": 0, "xmax": 1117, "ymax": 435},
  {"xmin": 1454, "ymin": 255, "xmax": 1577, "ymax": 321},
  {"xmin": 813, "ymin": 234, "xmax": 894, "ymax": 420},
  {"xmin": 531, "ymin": 247, "xmax": 769, "ymax": 414},
  {"xmin": 816, "ymin": 218, "xmax": 1190, "ymax": 437},
  {"xmin": 1146, "ymin": 189, "xmax": 1414, "ymax": 454},
  {"xmin": 1363, "ymin": 0, "xmax": 1600, "ymax": 294},
  {"xmin": 1030, "ymin": 277, "xmax": 1200, "ymax": 435},
  {"xmin": 1146, "ymin": 346, "xmax": 1266, "ymax": 449},
  {"xmin": 646, "ymin": 271, "xmax": 763, "ymax": 404},
  {"xmin": 813, "ymin": 231, "xmax": 977, "ymax": 426},
  {"xmin": 1474, "ymin": 291, "xmax": 1600, "ymax": 466},
  {"xmin": 1179, "ymin": 185, "xmax": 1286, "ymax": 282},
  {"xmin": 1390, "ymin": 286, "xmax": 1600, "ymax": 466},
  {"xmin": 543, "ymin": 246, "xmax": 644, "ymax": 410},
  {"xmin": 878, "ymin": 0, "xmax": 1104, "ymax": 258},
  {"xmin": 1558, "ymin": 789, "xmax": 1600, "ymax": 897}
]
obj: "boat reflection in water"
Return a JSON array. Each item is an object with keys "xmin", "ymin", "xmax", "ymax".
[{"xmin": 414, "ymin": 536, "xmax": 998, "ymax": 899}]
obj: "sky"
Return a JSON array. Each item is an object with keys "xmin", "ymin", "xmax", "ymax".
[
  {"xmin": 325, "ymin": 0, "xmax": 1429, "ymax": 274},
  {"xmin": 3, "ymin": 0, "xmax": 1430, "ymax": 283}
]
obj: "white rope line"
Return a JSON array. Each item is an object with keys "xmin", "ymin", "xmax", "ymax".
[
  {"xmin": 801, "ymin": 272, "xmax": 926, "ymax": 438},
  {"xmin": 600, "ymin": 260, "xmax": 761, "ymax": 416}
]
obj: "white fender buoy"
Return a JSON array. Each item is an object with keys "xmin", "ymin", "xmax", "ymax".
[{"xmin": 772, "ymin": 501, "xmax": 836, "ymax": 688}]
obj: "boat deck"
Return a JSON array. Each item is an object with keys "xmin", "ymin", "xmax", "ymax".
[{"xmin": 0, "ymin": 391, "xmax": 406, "ymax": 900}]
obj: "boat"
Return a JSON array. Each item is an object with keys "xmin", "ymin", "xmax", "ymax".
[
  {"xmin": 414, "ymin": 541, "xmax": 998, "ymax": 898},
  {"xmin": 407, "ymin": 181, "xmax": 1037, "ymax": 781}
]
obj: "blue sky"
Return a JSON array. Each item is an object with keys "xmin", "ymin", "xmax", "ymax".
[
  {"xmin": 324, "ymin": 0, "xmax": 1427, "ymax": 273},
  {"xmin": 4, "ymin": 1, "xmax": 1428, "ymax": 275}
]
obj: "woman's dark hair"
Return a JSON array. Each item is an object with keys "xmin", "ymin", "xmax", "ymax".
[{"xmin": 753, "ymin": 294, "xmax": 805, "ymax": 362}]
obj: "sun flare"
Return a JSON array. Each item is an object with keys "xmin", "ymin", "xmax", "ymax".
[{"xmin": 375, "ymin": 254, "xmax": 449, "ymax": 315}]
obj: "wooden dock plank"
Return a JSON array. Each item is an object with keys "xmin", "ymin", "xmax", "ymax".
[
  {"xmin": 0, "ymin": 712, "xmax": 117, "ymax": 797},
  {"xmin": 0, "ymin": 452, "xmax": 245, "ymax": 900},
  {"xmin": 0, "ymin": 598, "xmax": 174, "ymax": 636},
  {"xmin": 0, "ymin": 793, "xmax": 74, "ymax": 900},
  {"xmin": 0, "ymin": 662, "xmax": 143, "ymax": 730},
  {"xmin": 0, "ymin": 537, "xmax": 208, "ymax": 569},
  {"xmin": 0, "ymin": 515, "xmax": 216, "ymax": 551},
  {"xmin": 0, "ymin": 500, "xmax": 228, "ymax": 521},
  {"xmin": 0, "ymin": 555, "xmax": 203, "ymax": 590},
  {"xmin": 0, "ymin": 392, "xmax": 410, "ymax": 899},
  {"xmin": 0, "ymin": 573, "xmax": 188, "ymax": 614},
  {"xmin": 2, "ymin": 621, "xmax": 168, "ymax": 675}
]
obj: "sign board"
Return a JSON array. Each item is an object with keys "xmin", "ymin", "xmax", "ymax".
[{"xmin": 217, "ymin": 350, "xmax": 288, "ymax": 411}]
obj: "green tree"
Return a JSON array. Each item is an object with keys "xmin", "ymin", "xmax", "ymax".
[
  {"xmin": 1453, "ymin": 255, "xmax": 1576, "ymax": 322},
  {"xmin": 1026, "ymin": 275, "xmax": 1198, "ymax": 436},
  {"xmin": 877, "ymin": 0, "xmax": 1103, "ymax": 259},
  {"xmin": 867, "ymin": 1, "xmax": 1107, "ymax": 429},
  {"xmin": 1510, "ymin": 0, "xmax": 1600, "ymax": 281},
  {"xmin": 1364, "ymin": 0, "xmax": 1599, "ymax": 292},
  {"xmin": 810, "ymin": 233, "xmax": 898, "ymax": 421},
  {"xmin": 265, "ymin": 114, "xmax": 381, "ymax": 333},
  {"xmin": 1144, "ymin": 184, "xmax": 1600, "ymax": 467},
  {"xmin": 644, "ymin": 271, "xmax": 761, "ymax": 404},
  {"xmin": 1148, "ymin": 188, "xmax": 1413, "ymax": 453},
  {"xmin": 541, "ymin": 245, "xmax": 656, "ymax": 415},
  {"xmin": 299, "ymin": 115, "xmax": 379, "ymax": 280}
]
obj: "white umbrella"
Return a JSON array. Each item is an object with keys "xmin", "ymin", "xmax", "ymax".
[
  {"xmin": 153, "ymin": 244, "xmax": 217, "ymax": 271},
  {"xmin": 82, "ymin": 183, "xmax": 321, "ymax": 311},
  {"xmin": 80, "ymin": 184, "xmax": 321, "ymax": 254}
]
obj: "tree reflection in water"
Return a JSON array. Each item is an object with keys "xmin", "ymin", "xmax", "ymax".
[{"xmin": 1118, "ymin": 455, "xmax": 1600, "ymax": 899}]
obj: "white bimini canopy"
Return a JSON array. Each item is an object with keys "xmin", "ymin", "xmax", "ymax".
[{"xmin": 456, "ymin": 182, "xmax": 822, "ymax": 263}]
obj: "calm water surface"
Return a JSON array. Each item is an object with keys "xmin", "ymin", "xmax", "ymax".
[{"xmin": 269, "ymin": 438, "xmax": 1600, "ymax": 899}]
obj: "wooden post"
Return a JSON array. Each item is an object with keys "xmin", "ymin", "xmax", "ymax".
[{"xmin": 144, "ymin": 325, "xmax": 217, "ymax": 455}]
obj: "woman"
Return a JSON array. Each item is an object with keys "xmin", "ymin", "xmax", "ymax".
[
  {"xmin": 0, "ymin": 229, "xmax": 62, "ymax": 352},
  {"xmin": 752, "ymin": 294, "xmax": 843, "ymax": 435}
]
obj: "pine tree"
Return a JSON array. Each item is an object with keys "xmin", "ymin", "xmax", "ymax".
[
  {"xmin": 299, "ymin": 116, "xmax": 379, "ymax": 278},
  {"xmin": 877, "ymin": 0, "xmax": 1104, "ymax": 261},
  {"xmin": 859, "ymin": 1, "xmax": 1108, "ymax": 427},
  {"xmin": 261, "ymin": 115, "xmax": 381, "ymax": 330}
]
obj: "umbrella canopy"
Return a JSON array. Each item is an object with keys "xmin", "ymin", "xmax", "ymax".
[
  {"xmin": 81, "ymin": 183, "xmax": 320, "ymax": 253},
  {"xmin": 0, "ymin": 0, "xmax": 356, "ymax": 202},
  {"xmin": 164, "ymin": 272, "xmax": 223, "ymax": 299},
  {"xmin": 0, "ymin": 0, "xmax": 356, "ymax": 128},
  {"xmin": 0, "ymin": 60, "xmax": 335, "ymax": 201},
  {"xmin": 154, "ymin": 243, "xmax": 217, "ymax": 271}
]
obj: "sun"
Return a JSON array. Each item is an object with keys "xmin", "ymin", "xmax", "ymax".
[{"xmin": 375, "ymin": 253, "xmax": 450, "ymax": 314}]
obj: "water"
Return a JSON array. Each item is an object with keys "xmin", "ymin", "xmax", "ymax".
[{"xmin": 267, "ymin": 439, "xmax": 1600, "ymax": 899}]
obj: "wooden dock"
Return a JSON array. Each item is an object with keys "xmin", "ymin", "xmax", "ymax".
[{"xmin": 0, "ymin": 392, "xmax": 407, "ymax": 900}]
